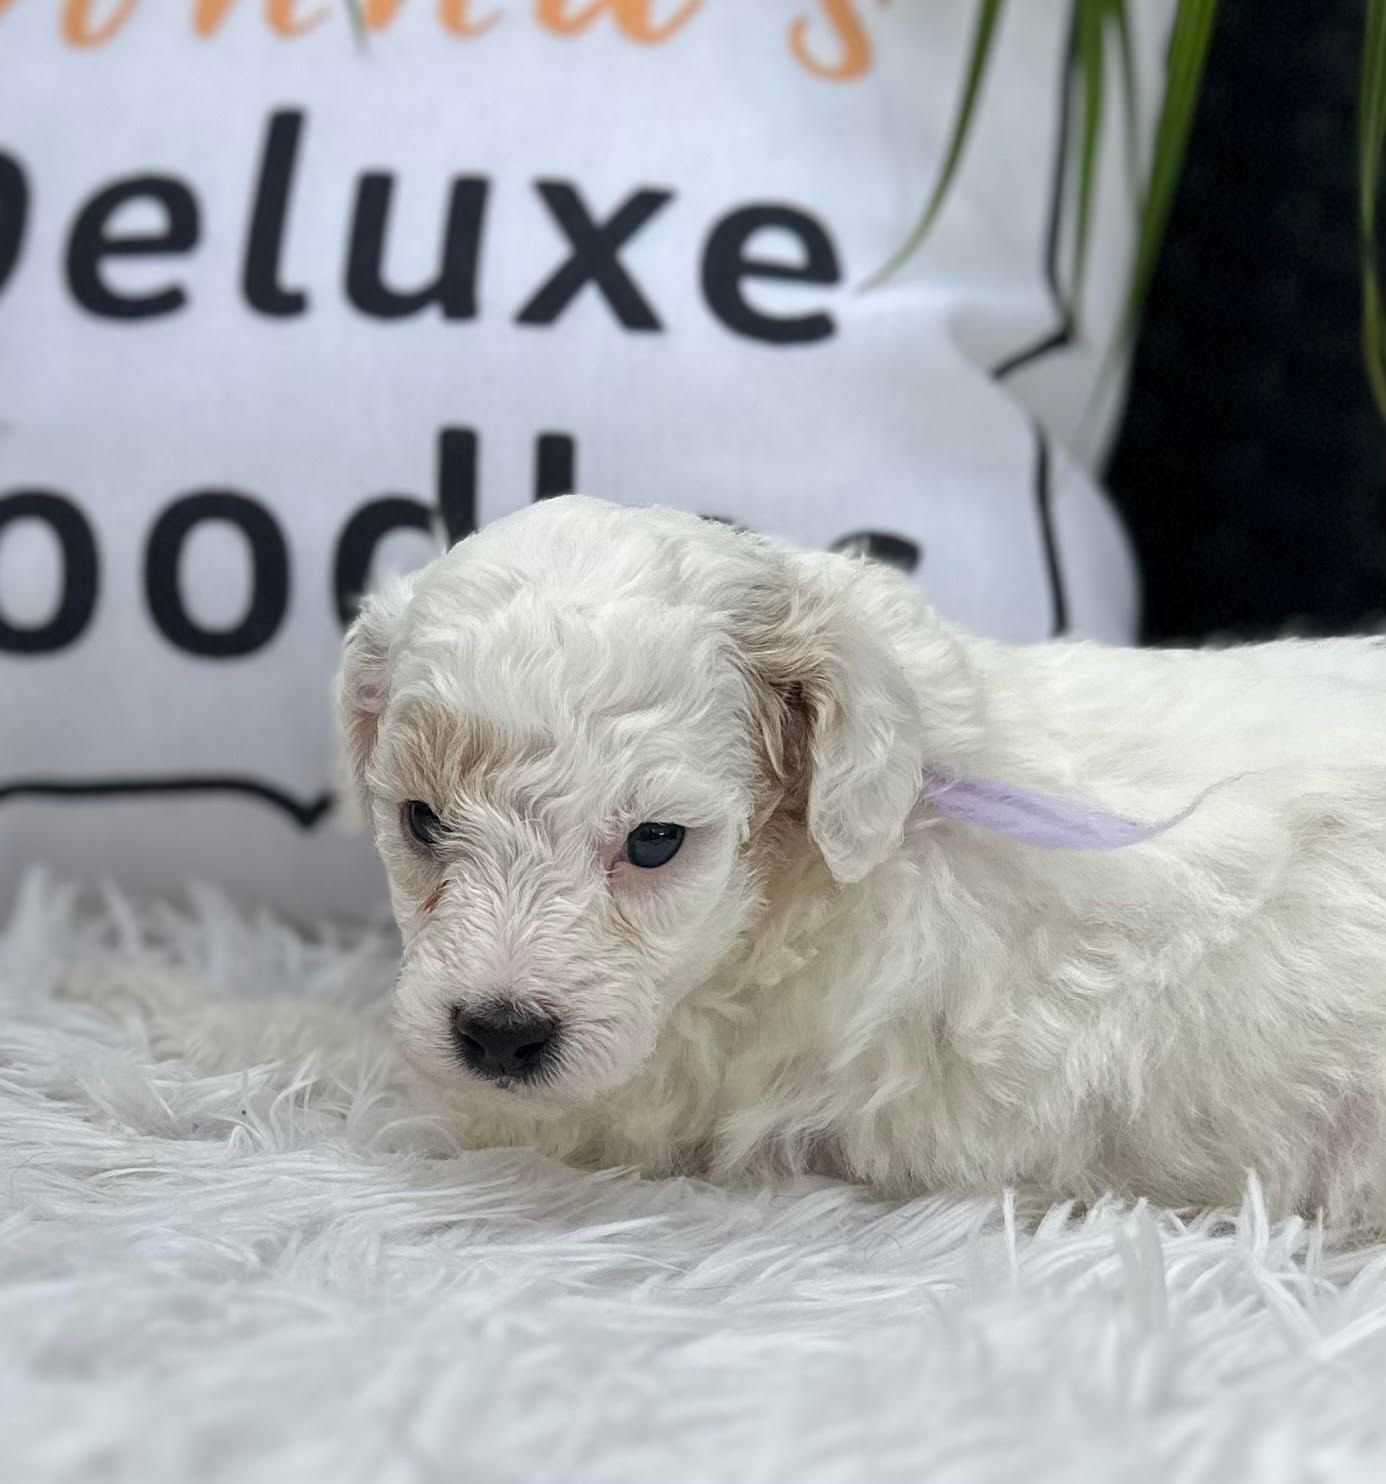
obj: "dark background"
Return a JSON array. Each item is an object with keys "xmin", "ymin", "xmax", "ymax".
[{"xmin": 1107, "ymin": 0, "xmax": 1386, "ymax": 643}]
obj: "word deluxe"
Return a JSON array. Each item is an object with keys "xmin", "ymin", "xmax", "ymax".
[
  {"xmin": 13, "ymin": 0, "xmax": 893, "ymax": 83},
  {"xmin": 0, "ymin": 109, "xmax": 843, "ymax": 342}
]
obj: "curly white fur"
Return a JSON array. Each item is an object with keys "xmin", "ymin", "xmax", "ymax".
[{"xmin": 75, "ymin": 497, "xmax": 1386, "ymax": 1225}]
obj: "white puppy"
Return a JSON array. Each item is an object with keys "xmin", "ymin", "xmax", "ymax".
[{"xmin": 70, "ymin": 497, "xmax": 1386, "ymax": 1224}]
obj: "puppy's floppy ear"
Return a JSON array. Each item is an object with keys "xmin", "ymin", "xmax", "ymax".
[
  {"xmin": 735, "ymin": 550, "xmax": 925, "ymax": 884},
  {"xmin": 335, "ymin": 573, "xmax": 419, "ymax": 815}
]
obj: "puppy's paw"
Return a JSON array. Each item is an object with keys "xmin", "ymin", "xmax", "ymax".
[{"xmin": 56, "ymin": 963, "xmax": 210, "ymax": 1057}]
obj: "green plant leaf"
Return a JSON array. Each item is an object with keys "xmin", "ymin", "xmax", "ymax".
[
  {"xmin": 867, "ymin": 0, "xmax": 1219, "ymax": 373},
  {"xmin": 344, "ymin": 0, "xmax": 367, "ymax": 46},
  {"xmin": 1359, "ymin": 0, "xmax": 1386, "ymax": 417},
  {"xmin": 1068, "ymin": 0, "xmax": 1108, "ymax": 330},
  {"xmin": 1106, "ymin": 0, "xmax": 1143, "ymax": 215},
  {"xmin": 862, "ymin": 0, "xmax": 1008, "ymax": 289},
  {"xmin": 1118, "ymin": 0, "xmax": 1220, "ymax": 344}
]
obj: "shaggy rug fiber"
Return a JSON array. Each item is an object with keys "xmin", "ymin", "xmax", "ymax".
[{"xmin": 5, "ymin": 873, "xmax": 1386, "ymax": 1484}]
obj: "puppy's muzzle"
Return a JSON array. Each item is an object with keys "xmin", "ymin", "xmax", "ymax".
[{"xmin": 451, "ymin": 1006, "xmax": 559, "ymax": 1082}]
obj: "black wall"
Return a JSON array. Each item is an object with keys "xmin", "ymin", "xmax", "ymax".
[{"xmin": 1107, "ymin": 0, "xmax": 1386, "ymax": 642}]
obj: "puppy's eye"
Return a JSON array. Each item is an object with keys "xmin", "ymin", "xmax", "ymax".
[
  {"xmin": 404, "ymin": 800, "xmax": 443, "ymax": 846},
  {"xmin": 624, "ymin": 822, "xmax": 685, "ymax": 869}
]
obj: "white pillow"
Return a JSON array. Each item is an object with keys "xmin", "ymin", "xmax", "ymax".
[{"xmin": 0, "ymin": 0, "xmax": 1175, "ymax": 918}]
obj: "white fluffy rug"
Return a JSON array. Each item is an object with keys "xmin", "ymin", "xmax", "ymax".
[{"xmin": 6, "ymin": 873, "xmax": 1386, "ymax": 1484}]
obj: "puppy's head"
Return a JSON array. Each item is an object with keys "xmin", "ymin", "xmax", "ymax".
[{"xmin": 338, "ymin": 497, "xmax": 929, "ymax": 1110}]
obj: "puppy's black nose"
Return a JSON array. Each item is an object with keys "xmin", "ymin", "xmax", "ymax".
[{"xmin": 452, "ymin": 1008, "xmax": 558, "ymax": 1081}]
